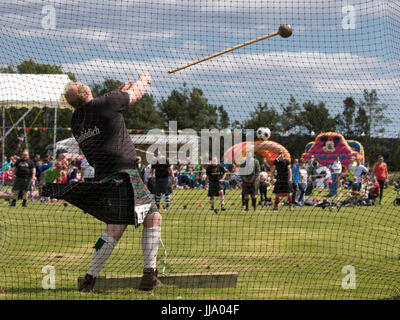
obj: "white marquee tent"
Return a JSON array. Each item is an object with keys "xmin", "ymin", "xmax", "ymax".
[{"xmin": 0, "ymin": 74, "xmax": 72, "ymax": 161}]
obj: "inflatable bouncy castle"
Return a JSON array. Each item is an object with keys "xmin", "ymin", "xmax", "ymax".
[
  {"xmin": 302, "ymin": 132, "xmax": 365, "ymax": 170},
  {"xmin": 223, "ymin": 137, "xmax": 291, "ymax": 168}
]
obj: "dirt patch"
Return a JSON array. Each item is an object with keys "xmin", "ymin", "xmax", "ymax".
[{"xmin": 27, "ymin": 252, "xmax": 85, "ymax": 261}]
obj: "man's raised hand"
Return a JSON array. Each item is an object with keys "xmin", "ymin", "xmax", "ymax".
[{"xmin": 139, "ymin": 72, "xmax": 152, "ymax": 84}]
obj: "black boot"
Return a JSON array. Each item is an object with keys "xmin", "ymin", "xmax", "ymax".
[
  {"xmin": 79, "ymin": 274, "xmax": 96, "ymax": 293},
  {"xmin": 252, "ymin": 198, "xmax": 257, "ymax": 211},
  {"xmin": 9, "ymin": 199, "xmax": 16, "ymax": 207}
]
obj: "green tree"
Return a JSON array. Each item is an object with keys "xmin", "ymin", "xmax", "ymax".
[
  {"xmin": 354, "ymin": 106, "xmax": 370, "ymax": 136},
  {"xmin": 359, "ymin": 89, "xmax": 391, "ymax": 135},
  {"xmin": 243, "ymin": 102, "xmax": 281, "ymax": 132},
  {"xmin": 217, "ymin": 105, "xmax": 230, "ymax": 129},
  {"xmin": 298, "ymin": 101, "xmax": 336, "ymax": 135},
  {"xmin": 91, "ymin": 78, "xmax": 122, "ymax": 98},
  {"xmin": 15, "ymin": 58, "xmax": 76, "ymax": 81},
  {"xmin": 158, "ymin": 84, "xmax": 223, "ymax": 131},
  {"xmin": 123, "ymin": 94, "xmax": 164, "ymax": 130},
  {"xmin": 280, "ymin": 96, "xmax": 301, "ymax": 132},
  {"xmin": 341, "ymin": 97, "xmax": 357, "ymax": 136},
  {"xmin": 0, "ymin": 65, "xmax": 16, "ymax": 73}
]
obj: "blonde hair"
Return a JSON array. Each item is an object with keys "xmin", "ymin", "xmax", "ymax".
[{"xmin": 64, "ymin": 82, "xmax": 90, "ymax": 108}]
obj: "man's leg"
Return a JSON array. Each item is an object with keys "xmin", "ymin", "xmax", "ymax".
[
  {"xmin": 219, "ymin": 190, "xmax": 225, "ymax": 210},
  {"xmin": 22, "ymin": 190, "xmax": 28, "ymax": 207},
  {"xmin": 244, "ymin": 194, "xmax": 249, "ymax": 211},
  {"xmin": 292, "ymin": 183, "xmax": 298, "ymax": 203},
  {"xmin": 251, "ymin": 195, "xmax": 257, "ymax": 211},
  {"xmin": 288, "ymin": 194, "xmax": 294, "ymax": 211},
  {"xmin": 210, "ymin": 196, "xmax": 215, "ymax": 210},
  {"xmin": 80, "ymin": 224, "xmax": 126, "ymax": 293},
  {"xmin": 273, "ymin": 194, "xmax": 279, "ymax": 211},
  {"xmin": 10, "ymin": 189, "xmax": 19, "ymax": 206},
  {"xmin": 165, "ymin": 193, "xmax": 171, "ymax": 209},
  {"xmin": 140, "ymin": 211, "xmax": 162, "ymax": 291},
  {"xmin": 155, "ymin": 193, "xmax": 161, "ymax": 209},
  {"xmin": 378, "ymin": 180, "xmax": 385, "ymax": 204}
]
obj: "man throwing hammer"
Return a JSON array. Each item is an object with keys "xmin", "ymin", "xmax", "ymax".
[{"xmin": 43, "ymin": 73, "xmax": 162, "ymax": 292}]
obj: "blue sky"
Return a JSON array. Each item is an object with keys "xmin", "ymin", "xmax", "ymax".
[{"xmin": 0, "ymin": 0, "xmax": 399, "ymax": 136}]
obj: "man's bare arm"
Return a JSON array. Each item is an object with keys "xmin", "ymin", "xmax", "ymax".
[{"xmin": 119, "ymin": 73, "xmax": 152, "ymax": 104}]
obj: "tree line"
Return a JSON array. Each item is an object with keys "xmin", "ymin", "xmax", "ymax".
[{"xmin": 1, "ymin": 59, "xmax": 399, "ymax": 170}]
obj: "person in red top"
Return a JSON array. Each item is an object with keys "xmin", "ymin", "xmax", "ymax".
[
  {"xmin": 367, "ymin": 176, "xmax": 380, "ymax": 201},
  {"xmin": 373, "ymin": 155, "xmax": 389, "ymax": 204}
]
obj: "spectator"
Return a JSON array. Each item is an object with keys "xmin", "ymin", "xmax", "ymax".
[
  {"xmin": 151, "ymin": 153, "xmax": 175, "ymax": 210},
  {"xmin": 200, "ymin": 168, "xmax": 207, "ymax": 188},
  {"xmin": 349, "ymin": 157, "xmax": 368, "ymax": 192},
  {"xmin": 16, "ymin": 131, "xmax": 25, "ymax": 155},
  {"xmin": 261, "ymin": 158, "xmax": 270, "ymax": 172},
  {"xmin": 33, "ymin": 154, "xmax": 41, "ymax": 167},
  {"xmin": 328, "ymin": 157, "xmax": 342, "ymax": 197},
  {"xmin": 373, "ymin": 155, "xmax": 389, "ymax": 204},
  {"xmin": 205, "ymin": 156, "xmax": 227, "ymax": 211},
  {"xmin": 80, "ymin": 157, "xmax": 95, "ymax": 182},
  {"xmin": 9, "ymin": 150, "xmax": 35, "ymax": 207},
  {"xmin": 314, "ymin": 165, "xmax": 331, "ymax": 192},
  {"xmin": 259, "ymin": 168, "xmax": 269, "ymax": 207},
  {"xmin": 299, "ymin": 162, "xmax": 308, "ymax": 206},
  {"xmin": 291, "ymin": 159, "xmax": 301, "ymax": 204},
  {"xmin": 67, "ymin": 160, "xmax": 81, "ymax": 183},
  {"xmin": 136, "ymin": 156, "xmax": 145, "ymax": 180},
  {"xmin": 143, "ymin": 163, "xmax": 153, "ymax": 194},
  {"xmin": 43, "ymin": 162, "xmax": 63, "ymax": 184},
  {"xmin": 272, "ymin": 151, "xmax": 293, "ymax": 211},
  {"xmin": 367, "ymin": 176, "xmax": 380, "ymax": 201}
]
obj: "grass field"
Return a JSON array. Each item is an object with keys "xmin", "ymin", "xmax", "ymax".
[{"xmin": 0, "ymin": 187, "xmax": 399, "ymax": 300}]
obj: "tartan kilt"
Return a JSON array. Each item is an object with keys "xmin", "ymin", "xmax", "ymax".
[
  {"xmin": 242, "ymin": 181, "xmax": 259, "ymax": 196},
  {"xmin": 154, "ymin": 176, "xmax": 170, "ymax": 195},
  {"xmin": 42, "ymin": 169, "xmax": 158, "ymax": 227},
  {"xmin": 208, "ymin": 181, "xmax": 224, "ymax": 197},
  {"xmin": 273, "ymin": 178, "xmax": 292, "ymax": 194},
  {"xmin": 12, "ymin": 176, "xmax": 31, "ymax": 191}
]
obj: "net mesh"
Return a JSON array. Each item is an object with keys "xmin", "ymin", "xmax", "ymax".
[{"xmin": 0, "ymin": 0, "xmax": 400, "ymax": 300}]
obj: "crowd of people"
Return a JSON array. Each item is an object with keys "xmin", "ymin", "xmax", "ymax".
[
  {"xmin": 0, "ymin": 149, "xmax": 396, "ymax": 211},
  {"xmin": 0, "ymin": 150, "xmax": 95, "ymax": 207}
]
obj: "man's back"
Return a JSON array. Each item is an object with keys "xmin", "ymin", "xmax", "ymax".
[{"xmin": 71, "ymin": 91, "xmax": 136, "ymax": 176}]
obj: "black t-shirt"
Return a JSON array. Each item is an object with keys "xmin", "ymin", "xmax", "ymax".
[
  {"xmin": 71, "ymin": 91, "xmax": 135, "ymax": 176},
  {"xmin": 15, "ymin": 159, "xmax": 34, "ymax": 178},
  {"xmin": 206, "ymin": 164, "xmax": 226, "ymax": 183},
  {"xmin": 274, "ymin": 159, "xmax": 290, "ymax": 180},
  {"xmin": 152, "ymin": 159, "xmax": 171, "ymax": 179}
]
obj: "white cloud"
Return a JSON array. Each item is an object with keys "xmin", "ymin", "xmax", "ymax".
[
  {"xmin": 2, "ymin": 27, "xmax": 111, "ymax": 41},
  {"xmin": 311, "ymin": 77, "xmax": 399, "ymax": 94}
]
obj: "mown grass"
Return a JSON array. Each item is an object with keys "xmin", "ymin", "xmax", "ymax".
[{"xmin": 0, "ymin": 187, "xmax": 399, "ymax": 300}]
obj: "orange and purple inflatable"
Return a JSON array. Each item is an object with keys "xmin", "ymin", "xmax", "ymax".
[
  {"xmin": 223, "ymin": 140, "xmax": 291, "ymax": 168},
  {"xmin": 302, "ymin": 132, "xmax": 365, "ymax": 170}
]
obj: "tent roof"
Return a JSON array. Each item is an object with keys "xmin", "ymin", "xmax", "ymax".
[{"xmin": 0, "ymin": 74, "xmax": 72, "ymax": 109}]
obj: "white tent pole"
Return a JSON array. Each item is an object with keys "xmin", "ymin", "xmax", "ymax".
[
  {"xmin": 23, "ymin": 118, "xmax": 29, "ymax": 154},
  {"xmin": 4, "ymin": 108, "xmax": 33, "ymax": 139}
]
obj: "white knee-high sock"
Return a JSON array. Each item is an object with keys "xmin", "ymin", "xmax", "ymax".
[
  {"xmin": 88, "ymin": 232, "xmax": 117, "ymax": 277},
  {"xmin": 142, "ymin": 227, "xmax": 161, "ymax": 270}
]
